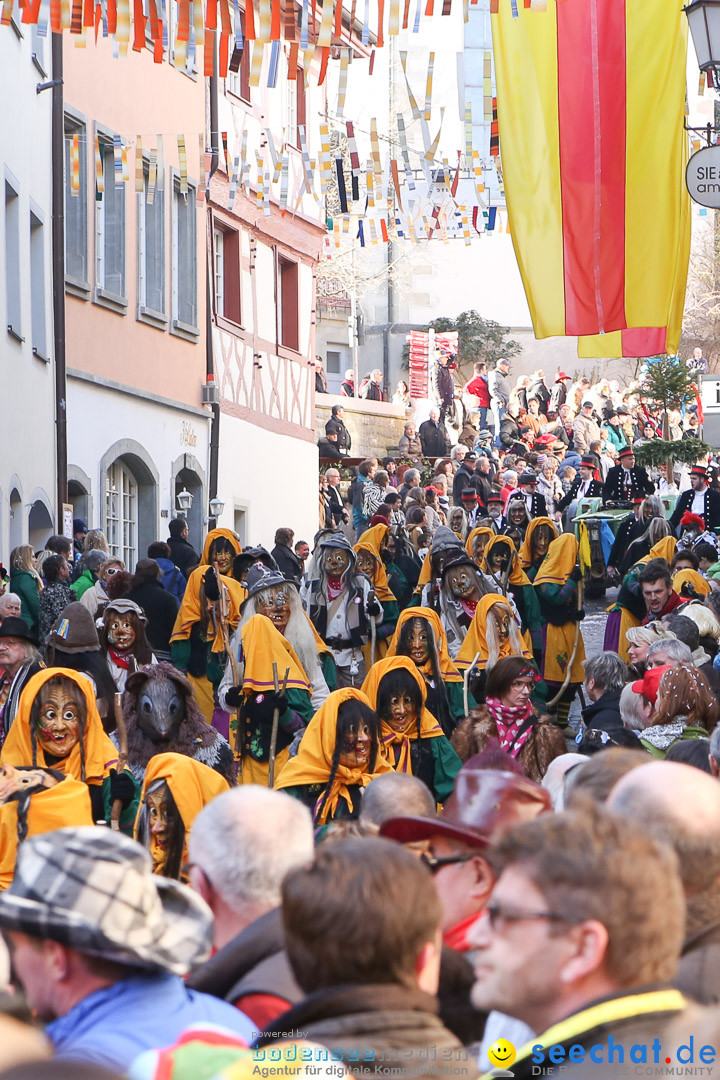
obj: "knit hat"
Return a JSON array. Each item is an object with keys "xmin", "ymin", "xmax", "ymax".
[
  {"xmin": 582, "ymin": 400, "xmax": 594, "ymax": 408},
  {"xmin": 47, "ymin": 603, "xmax": 100, "ymax": 653},
  {"xmin": 73, "ymin": 519, "xmax": 88, "ymax": 534}
]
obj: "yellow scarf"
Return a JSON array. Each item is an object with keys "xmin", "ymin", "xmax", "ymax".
[
  {"xmin": 2, "ymin": 668, "xmax": 120, "ymax": 786},
  {"xmin": 644, "ymin": 536, "xmax": 677, "ymax": 565},
  {"xmin": 0, "ymin": 776, "xmax": 93, "ymax": 891},
  {"xmin": 239, "ymin": 614, "xmax": 312, "ymax": 696},
  {"xmin": 455, "ymin": 594, "xmax": 531, "ymax": 671},
  {"xmin": 386, "ymin": 606, "xmax": 462, "ymax": 684},
  {"xmin": 481, "ymin": 535, "xmax": 531, "ymax": 586},
  {"xmin": 354, "ymin": 524, "xmax": 396, "ymax": 603},
  {"xmin": 275, "ymin": 689, "xmax": 393, "ymax": 824},
  {"xmin": 362, "ymin": 656, "xmax": 443, "ymax": 774},
  {"xmin": 518, "ymin": 517, "xmax": 559, "ymax": 569},
  {"xmin": 533, "ymin": 534, "xmax": 579, "ymax": 587}
]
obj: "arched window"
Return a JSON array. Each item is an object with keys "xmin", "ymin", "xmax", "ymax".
[{"xmin": 105, "ymin": 460, "xmax": 138, "ymax": 567}]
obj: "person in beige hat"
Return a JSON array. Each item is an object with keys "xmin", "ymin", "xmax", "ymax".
[{"xmin": 0, "ymin": 827, "xmax": 253, "ymax": 1070}]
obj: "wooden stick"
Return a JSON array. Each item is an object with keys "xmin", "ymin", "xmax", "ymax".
[
  {"xmin": 110, "ymin": 691, "xmax": 129, "ymax": 831},
  {"xmin": 463, "ymin": 651, "xmax": 481, "ymax": 717},
  {"xmin": 547, "ymin": 578, "xmax": 584, "ymax": 710},
  {"xmin": 268, "ymin": 664, "xmax": 290, "ymax": 788},
  {"xmin": 213, "ymin": 563, "xmax": 242, "ymax": 777}
]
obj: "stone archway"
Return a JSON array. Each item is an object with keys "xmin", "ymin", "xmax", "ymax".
[
  {"xmin": 171, "ymin": 453, "xmax": 206, "ymax": 552},
  {"xmin": 100, "ymin": 440, "xmax": 159, "ymax": 566}
]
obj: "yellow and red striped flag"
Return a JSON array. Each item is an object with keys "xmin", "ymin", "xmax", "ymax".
[{"xmin": 491, "ymin": 0, "xmax": 690, "ymax": 357}]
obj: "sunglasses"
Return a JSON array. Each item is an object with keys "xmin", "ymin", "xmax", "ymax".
[
  {"xmin": 420, "ymin": 852, "xmax": 476, "ymax": 874},
  {"xmin": 485, "ymin": 902, "xmax": 583, "ymax": 932},
  {"xmin": 105, "ymin": 567, "xmax": 121, "ymax": 576}
]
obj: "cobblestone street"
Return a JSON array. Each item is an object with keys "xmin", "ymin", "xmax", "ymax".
[{"xmin": 567, "ymin": 586, "xmax": 615, "ymax": 733}]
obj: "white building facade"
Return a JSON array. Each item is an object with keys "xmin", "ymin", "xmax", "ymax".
[{"xmin": 0, "ymin": 18, "xmax": 57, "ymax": 556}]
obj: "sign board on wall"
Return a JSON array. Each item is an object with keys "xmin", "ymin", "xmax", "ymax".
[
  {"xmin": 62, "ymin": 503, "xmax": 74, "ymax": 540},
  {"xmin": 686, "ymin": 145, "xmax": 720, "ymax": 208}
]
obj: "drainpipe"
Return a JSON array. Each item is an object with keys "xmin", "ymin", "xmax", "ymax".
[
  {"xmin": 51, "ymin": 34, "xmax": 67, "ymax": 530},
  {"xmin": 207, "ymin": 48, "xmax": 220, "ymax": 514}
]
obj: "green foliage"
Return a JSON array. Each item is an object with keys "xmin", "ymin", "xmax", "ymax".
[
  {"xmin": 632, "ymin": 439, "xmax": 713, "ymax": 470},
  {"xmin": 427, "ymin": 311, "xmax": 521, "ymax": 380},
  {"xmin": 639, "ymin": 357, "xmax": 699, "ymax": 413}
]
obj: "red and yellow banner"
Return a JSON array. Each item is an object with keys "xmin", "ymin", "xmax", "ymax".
[{"xmin": 492, "ymin": 0, "xmax": 690, "ymax": 357}]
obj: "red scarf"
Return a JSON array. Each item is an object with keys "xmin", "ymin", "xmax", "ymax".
[
  {"xmin": 443, "ymin": 912, "xmax": 482, "ymax": 952},
  {"xmin": 327, "ymin": 577, "xmax": 344, "ymax": 600},
  {"xmin": 108, "ymin": 648, "xmax": 132, "ymax": 670},
  {"xmin": 485, "ymin": 697, "xmax": 533, "ymax": 757},
  {"xmin": 460, "ymin": 599, "xmax": 478, "ymax": 619}
]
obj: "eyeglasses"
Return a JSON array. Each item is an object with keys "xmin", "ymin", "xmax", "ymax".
[
  {"xmin": 421, "ymin": 852, "xmax": 476, "ymax": 874},
  {"xmin": 485, "ymin": 901, "xmax": 582, "ymax": 932}
]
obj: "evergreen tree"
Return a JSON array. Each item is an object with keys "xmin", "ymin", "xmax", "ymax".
[{"xmin": 632, "ymin": 356, "xmax": 711, "ymax": 473}]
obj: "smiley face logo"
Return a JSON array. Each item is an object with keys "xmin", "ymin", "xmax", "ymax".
[{"xmin": 487, "ymin": 1039, "xmax": 516, "ymax": 1070}]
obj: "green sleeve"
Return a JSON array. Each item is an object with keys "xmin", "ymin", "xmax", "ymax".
[
  {"xmin": 447, "ymin": 680, "xmax": 476, "ymax": 724},
  {"xmin": 102, "ymin": 770, "xmax": 141, "ymax": 836},
  {"xmin": 72, "ymin": 574, "xmax": 93, "ymax": 600},
  {"xmin": 170, "ymin": 639, "xmax": 192, "ymax": 672},
  {"xmin": 23, "ymin": 578, "xmax": 40, "ymax": 628},
  {"xmin": 378, "ymin": 600, "xmax": 400, "ymax": 640},
  {"xmin": 285, "ymin": 687, "xmax": 315, "ymax": 726},
  {"xmin": 430, "ymin": 736, "xmax": 463, "ymax": 803},
  {"xmin": 321, "ymin": 652, "xmax": 337, "ymax": 693},
  {"xmin": 640, "ymin": 739, "xmax": 666, "ymax": 759},
  {"xmin": 538, "ymin": 580, "xmax": 578, "ymax": 606},
  {"xmin": 521, "ymin": 585, "xmax": 543, "ymax": 630}
]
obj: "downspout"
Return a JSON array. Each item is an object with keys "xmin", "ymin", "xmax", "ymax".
[
  {"xmin": 207, "ymin": 48, "xmax": 220, "ymax": 517},
  {"xmin": 51, "ymin": 34, "xmax": 67, "ymax": 530}
]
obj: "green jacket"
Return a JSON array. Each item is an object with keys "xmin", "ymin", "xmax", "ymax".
[
  {"xmin": 9, "ymin": 569, "xmax": 41, "ymax": 637},
  {"xmin": 71, "ymin": 568, "xmax": 96, "ymax": 601}
]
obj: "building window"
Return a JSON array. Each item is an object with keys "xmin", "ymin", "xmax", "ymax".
[
  {"xmin": 137, "ymin": 161, "xmax": 165, "ymax": 322},
  {"xmin": 31, "ymin": 24, "xmax": 46, "ymax": 73},
  {"xmin": 4, "ymin": 181, "xmax": 21, "ymax": 341},
  {"xmin": 287, "ymin": 68, "xmax": 306, "ymax": 149},
  {"xmin": 172, "ymin": 176, "xmax": 198, "ymax": 334},
  {"xmin": 278, "ymin": 254, "xmax": 299, "ymax": 351},
  {"xmin": 30, "ymin": 210, "xmax": 47, "ymax": 358},
  {"xmin": 213, "ymin": 225, "xmax": 241, "ymax": 324},
  {"xmin": 327, "ymin": 350, "xmax": 341, "ymax": 375},
  {"xmin": 64, "ymin": 115, "xmax": 88, "ymax": 289},
  {"xmin": 96, "ymin": 136, "xmax": 126, "ymax": 304},
  {"xmin": 227, "ymin": 17, "xmax": 250, "ymax": 102},
  {"xmin": 105, "ymin": 459, "xmax": 138, "ymax": 568}
]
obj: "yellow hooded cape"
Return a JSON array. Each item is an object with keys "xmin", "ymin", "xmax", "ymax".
[
  {"xmin": 361, "ymin": 656, "xmax": 443, "ymax": 774},
  {"xmin": 481, "ymin": 535, "xmax": 531, "ymax": 587},
  {"xmin": 518, "ymin": 517, "xmax": 559, "ymax": 569},
  {"xmin": 386, "ymin": 606, "xmax": 462, "ymax": 684},
  {"xmin": 455, "ymin": 594, "xmax": 531, "ymax": 671},
  {"xmin": 673, "ymin": 569, "xmax": 711, "ymax": 598},
  {"xmin": 643, "ymin": 536, "xmax": 677, "ymax": 566},
  {"xmin": 170, "ymin": 527, "xmax": 247, "ymax": 655},
  {"xmin": 465, "ymin": 527, "xmax": 495, "ymax": 564},
  {"xmin": 534, "ymin": 535, "xmax": 586, "ymax": 684},
  {"xmin": 0, "ymin": 775, "xmax": 93, "ymax": 890},
  {"xmin": 201, "ymin": 528, "xmax": 241, "ymax": 566},
  {"xmin": 354, "ymin": 524, "xmax": 396, "ymax": 603},
  {"xmin": 239, "ymin": 614, "xmax": 312, "ymax": 696},
  {"xmin": 1, "ymin": 668, "xmax": 120, "ymax": 786},
  {"xmin": 136, "ymin": 752, "xmax": 229, "ymax": 873},
  {"xmin": 275, "ymin": 688, "xmax": 393, "ymax": 823}
]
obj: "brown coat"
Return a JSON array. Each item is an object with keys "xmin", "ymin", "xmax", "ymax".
[{"xmin": 451, "ymin": 707, "xmax": 566, "ymax": 783}]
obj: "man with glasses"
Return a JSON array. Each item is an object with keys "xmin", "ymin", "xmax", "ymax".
[
  {"xmin": 380, "ymin": 769, "xmax": 550, "ymax": 956},
  {"xmin": 469, "ymin": 805, "xmax": 689, "ymax": 1078}
]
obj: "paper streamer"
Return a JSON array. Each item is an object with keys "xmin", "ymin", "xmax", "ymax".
[
  {"xmin": 95, "ymin": 135, "xmax": 105, "ymax": 195},
  {"xmin": 197, "ymin": 135, "xmax": 207, "ymax": 204},
  {"xmin": 250, "ymin": 37, "xmax": 264, "ymax": 85},
  {"xmin": 178, "ymin": 134, "xmax": 188, "ymax": 194},
  {"xmin": 424, "ymin": 52, "xmax": 434, "ymax": 121},
  {"xmin": 157, "ymin": 134, "xmax": 164, "ymax": 189},
  {"xmin": 147, "ymin": 149, "xmax": 157, "ymax": 205},
  {"xmin": 71, "ymin": 133, "xmax": 80, "ymax": 194},
  {"xmin": 336, "ymin": 48, "xmax": 349, "ymax": 117}
]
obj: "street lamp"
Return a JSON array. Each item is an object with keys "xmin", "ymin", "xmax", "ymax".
[
  {"xmin": 686, "ymin": 1, "xmax": 720, "ymax": 82},
  {"xmin": 176, "ymin": 488, "xmax": 193, "ymax": 513},
  {"xmin": 209, "ymin": 496, "xmax": 225, "ymax": 520}
]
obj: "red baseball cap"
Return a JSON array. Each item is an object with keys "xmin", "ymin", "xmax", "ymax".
[{"xmin": 631, "ymin": 664, "xmax": 673, "ymax": 704}]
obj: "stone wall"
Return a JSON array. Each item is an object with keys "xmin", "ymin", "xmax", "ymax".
[{"xmin": 316, "ymin": 394, "xmax": 409, "ymax": 460}]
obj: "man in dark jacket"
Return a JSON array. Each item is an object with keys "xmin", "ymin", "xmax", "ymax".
[
  {"xmin": 498, "ymin": 405, "xmax": 523, "ymax": 451},
  {"xmin": 603, "ymin": 446, "xmax": 654, "ymax": 504},
  {"xmin": 432, "ymin": 354, "xmax": 456, "ymax": 423},
  {"xmin": 167, "ymin": 517, "xmax": 201, "ymax": 578},
  {"xmin": 469, "ymin": 803, "xmax": 688, "ymax": 1079},
  {"xmin": 271, "ymin": 528, "xmax": 304, "ymax": 584},
  {"xmin": 188, "ymin": 786, "xmax": 314, "ymax": 1028},
  {"xmin": 257, "ymin": 837, "xmax": 473, "ymax": 1080},
  {"xmin": 325, "ymin": 404, "xmax": 352, "ymax": 455},
  {"xmin": 581, "ymin": 653, "xmax": 628, "ymax": 737},
  {"xmin": 669, "ymin": 464, "xmax": 720, "ymax": 535},
  {"xmin": 549, "ymin": 372, "xmax": 571, "ymax": 414},
  {"xmin": 452, "ymin": 454, "xmax": 476, "ymax": 505},
  {"xmin": 419, "ymin": 408, "xmax": 449, "ymax": 457},
  {"xmin": 609, "ymin": 761, "xmax": 720, "ymax": 1006}
]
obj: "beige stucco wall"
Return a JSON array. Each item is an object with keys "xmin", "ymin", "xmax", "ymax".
[{"xmin": 316, "ymin": 395, "xmax": 409, "ymax": 459}]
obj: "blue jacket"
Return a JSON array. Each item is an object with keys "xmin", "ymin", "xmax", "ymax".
[
  {"xmin": 155, "ymin": 557, "xmax": 187, "ymax": 601},
  {"xmin": 46, "ymin": 971, "xmax": 255, "ymax": 1070}
]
